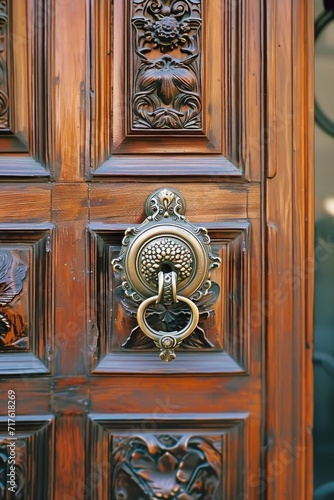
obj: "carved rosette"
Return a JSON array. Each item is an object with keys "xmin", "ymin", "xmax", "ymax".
[
  {"xmin": 131, "ymin": 0, "xmax": 202, "ymax": 130},
  {"xmin": 111, "ymin": 433, "xmax": 221, "ymax": 499}
]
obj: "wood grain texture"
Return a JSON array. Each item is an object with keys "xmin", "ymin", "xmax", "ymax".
[
  {"xmin": 89, "ymin": 182, "xmax": 248, "ymax": 223},
  {"xmin": 0, "ymin": 184, "xmax": 51, "ymax": 221},
  {"xmin": 51, "ymin": 184, "xmax": 88, "ymax": 375},
  {"xmin": 48, "ymin": 0, "xmax": 87, "ymax": 181},
  {"xmin": 54, "ymin": 416, "xmax": 85, "ymax": 500},
  {"xmin": 266, "ymin": 0, "xmax": 314, "ymax": 498},
  {"xmin": 0, "ymin": 379, "xmax": 52, "ymax": 415},
  {"xmin": 0, "ymin": 0, "xmax": 313, "ymax": 498}
]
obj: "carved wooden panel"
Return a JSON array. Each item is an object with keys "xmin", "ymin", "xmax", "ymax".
[
  {"xmin": 88, "ymin": 221, "xmax": 250, "ymax": 374},
  {"xmin": 0, "ymin": 225, "xmax": 53, "ymax": 375},
  {"xmin": 131, "ymin": 0, "xmax": 202, "ymax": 130},
  {"xmin": 90, "ymin": 0, "xmax": 262, "ymax": 178},
  {"xmin": 88, "ymin": 414, "xmax": 247, "ymax": 500},
  {"xmin": 0, "ymin": 0, "xmax": 50, "ymax": 177},
  {"xmin": 0, "ymin": 416, "xmax": 53, "ymax": 499}
]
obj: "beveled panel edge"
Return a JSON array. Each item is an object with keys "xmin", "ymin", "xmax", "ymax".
[
  {"xmin": 91, "ymin": 155, "xmax": 242, "ymax": 179},
  {"xmin": 88, "ymin": 412, "xmax": 250, "ymax": 425},
  {"xmin": 92, "ymin": 352, "xmax": 246, "ymax": 376},
  {"xmin": 0, "ymin": 415, "xmax": 54, "ymax": 424},
  {"xmin": 0, "ymin": 157, "xmax": 50, "ymax": 180},
  {"xmin": 0, "ymin": 352, "xmax": 49, "ymax": 375}
]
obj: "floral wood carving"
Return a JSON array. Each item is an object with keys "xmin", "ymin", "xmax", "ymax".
[
  {"xmin": 0, "ymin": 1, "xmax": 8, "ymax": 129},
  {"xmin": 112, "ymin": 433, "xmax": 221, "ymax": 499},
  {"xmin": 0, "ymin": 250, "xmax": 28, "ymax": 350},
  {"xmin": 0, "ymin": 439, "xmax": 26, "ymax": 498},
  {"xmin": 132, "ymin": 0, "xmax": 202, "ymax": 129}
]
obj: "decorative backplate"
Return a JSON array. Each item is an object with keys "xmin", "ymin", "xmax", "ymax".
[
  {"xmin": 131, "ymin": 0, "xmax": 202, "ymax": 130},
  {"xmin": 112, "ymin": 188, "xmax": 221, "ymax": 361},
  {"xmin": 113, "ymin": 188, "xmax": 220, "ymax": 303}
]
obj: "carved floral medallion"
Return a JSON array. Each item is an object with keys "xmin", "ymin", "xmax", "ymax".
[{"xmin": 132, "ymin": 0, "xmax": 202, "ymax": 129}]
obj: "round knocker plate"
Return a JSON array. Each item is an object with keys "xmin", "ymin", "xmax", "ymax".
[{"xmin": 124, "ymin": 224, "xmax": 209, "ymax": 299}]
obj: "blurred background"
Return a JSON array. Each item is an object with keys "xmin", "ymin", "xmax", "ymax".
[{"xmin": 314, "ymin": 0, "xmax": 334, "ymax": 498}]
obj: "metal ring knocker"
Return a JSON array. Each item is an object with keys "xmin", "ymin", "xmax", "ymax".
[
  {"xmin": 137, "ymin": 271, "xmax": 200, "ymax": 362},
  {"xmin": 112, "ymin": 188, "xmax": 221, "ymax": 362}
]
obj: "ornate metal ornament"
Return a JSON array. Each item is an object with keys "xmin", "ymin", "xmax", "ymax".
[{"xmin": 112, "ymin": 188, "xmax": 221, "ymax": 362}]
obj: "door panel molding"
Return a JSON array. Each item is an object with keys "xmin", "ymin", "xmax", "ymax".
[
  {"xmin": 0, "ymin": 223, "xmax": 54, "ymax": 375},
  {"xmin": 0, "ymin": 0, "xmax": 52, "ymax": 179},
  {"xmin": 88, "ymin": 221, "xmax": 251, "ymax": 375},
  {"xmin": 88, "ymin": 0, "xmax": 262, "ymax": 180},
  {"xmin": 88, "ymin": 413, "xmax": 248, "ymax": 500}
]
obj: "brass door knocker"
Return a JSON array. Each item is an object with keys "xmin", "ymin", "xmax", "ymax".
[{"xmin": 112, "ymin": 188, "xmax": 221, "ymax": 362}]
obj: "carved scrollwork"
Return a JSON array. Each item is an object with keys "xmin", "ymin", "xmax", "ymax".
[
  {"xmin": 111, "ymin": 433, "xmax": 221, "ymax": 499},
  {"xmin": 132, "ymin": 0, "xmax": 202, "ymax": 129},
  {"xmin": 0, "ymin": 250, "xmax": 28, "ymax": 350}
]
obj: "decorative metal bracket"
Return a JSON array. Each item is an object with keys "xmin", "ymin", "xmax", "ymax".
[{"xmin": 112, "ymin": 188, "xmax": 221, "ymax": 362}]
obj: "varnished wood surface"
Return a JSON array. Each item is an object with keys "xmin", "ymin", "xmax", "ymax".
[
  {"xmin": 0, "ymin": 0, "xmax": 313, "ymax": 498},
  {"xmin": 266, "ymin": 1, "xmax": 314, "ymax": 498}
]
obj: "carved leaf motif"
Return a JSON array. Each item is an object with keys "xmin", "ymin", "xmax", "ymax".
[
  {"xmin": 0, "ymin": 307, "xmax": 28, "ymax": 348},
  {"xmin": 0, "ymin": 250, "xmax": 27, "ymax": 306},
  {"xmin": 112, "ymin": 434, "xmax": 221, "ymax": 499}
]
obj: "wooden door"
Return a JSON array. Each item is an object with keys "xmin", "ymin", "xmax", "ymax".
[{"xmin": 0, "ymin": 1, "xmax": 313, "ymax": 499}]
